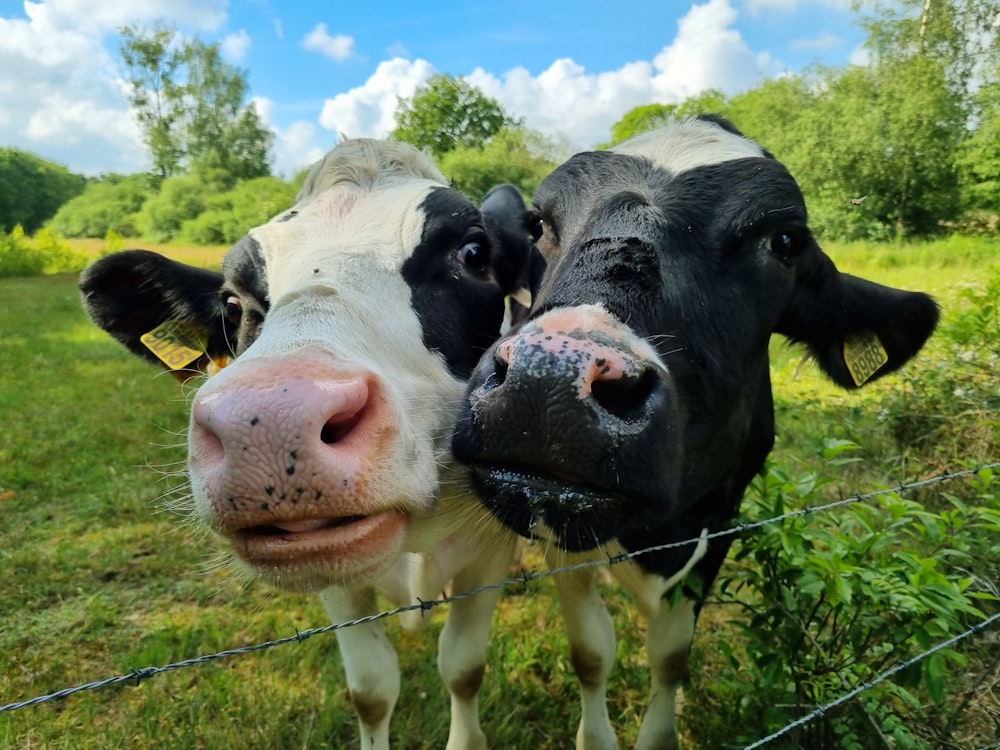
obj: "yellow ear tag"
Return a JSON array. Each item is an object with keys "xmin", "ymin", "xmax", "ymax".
[
  {"xmin": 843, "ymin": 331, "xmax": 888, "ymax": 386},
  {"xmin": 140, "ymin": 320, "xmax": 208, "ymax": 370}
]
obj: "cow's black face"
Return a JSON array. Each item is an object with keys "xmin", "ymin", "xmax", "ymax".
[{"xmin": 452, "ymin": 118, "xmax": 938, "ymax": 560}]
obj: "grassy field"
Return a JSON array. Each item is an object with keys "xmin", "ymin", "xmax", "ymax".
[{"xmin": 1, "ymin": 238, "xmax": 997, "ymax": 748}]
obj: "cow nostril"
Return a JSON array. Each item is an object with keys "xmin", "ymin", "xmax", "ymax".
[
  {"xmin": 590, "ymin": 367, "xmax": 659, "ymax": 420},
  {"xmin": 490, "ymin": 352, "xmax": 509, "ymax": 389},
  {"xmin": 320, "ymin": 410, "xmax": 363, "ymax": 445}
]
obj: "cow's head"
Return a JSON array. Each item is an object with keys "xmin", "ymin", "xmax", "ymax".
[
  {"xmin": 452, "ymin": 117, "xmax": 938, "ymax": 555},
  {"xmin": 81, "ymin": 139, "xmax": 539, "ymax": 591}
]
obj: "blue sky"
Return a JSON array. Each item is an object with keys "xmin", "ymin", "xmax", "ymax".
[{"xmin": 0, "ymin": 0, "xmax": 865, "ymax": 177}]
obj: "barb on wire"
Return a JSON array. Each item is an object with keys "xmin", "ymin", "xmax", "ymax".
[
  {"xmin": 1, "ymin": 462, "xmax": 998, "ymax": 717},
  {"xmin": 742, "ymin": 610, "xmax": 1000, "ymax": 750}
]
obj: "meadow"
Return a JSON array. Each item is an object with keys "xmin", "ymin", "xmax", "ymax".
[{"xmin": 0, "ymin": 238, "xmax": 997, "ymax": 749}]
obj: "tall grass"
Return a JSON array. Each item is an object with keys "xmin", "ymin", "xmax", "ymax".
[{"xmin": 0, "ymin": 238, "xmax": 996, "ymax": 748}]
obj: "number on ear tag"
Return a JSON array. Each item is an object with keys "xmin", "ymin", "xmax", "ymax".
[
  {"xmin": 140, "ymin": 320, "xmax": 208, "ymax": 370},
  {"xmin": 843, "ymin": 331, "xmax": 888, "ymax": 386}
]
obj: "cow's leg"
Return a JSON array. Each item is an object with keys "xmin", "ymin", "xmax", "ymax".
[
  {"xmin": 634, "ymin": 595, "xmax": 696, "ymax": 750},
  {"xmin": 438, "ymin": 535, "xmax": 516, "ymax": 750},
  {"xmin": 319, "ymin": 586, "xmax": 398, "ymax": 750},
  {"xmin": 547, "ymin": 550, "xmax": 618, "ymax": 750}
]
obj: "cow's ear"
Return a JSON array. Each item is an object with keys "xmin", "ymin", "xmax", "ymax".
[
  {"xmin": 80, "ymin": 250, "xmax": 233, "ymax": 381},
  {"xmin": 778, "ymin": 271, "xmax": 939, "ymax": 389},
  {"xmin": 480, "ymin": 184, "xmax": 547, "ymax": 332}
]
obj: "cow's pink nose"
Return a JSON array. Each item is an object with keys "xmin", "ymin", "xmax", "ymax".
[{"xmin": 188, "ymin": 357, "xmax": 385, "ymax": 530}]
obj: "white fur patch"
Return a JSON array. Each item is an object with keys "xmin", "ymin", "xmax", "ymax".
[{"xmin": 612, "ymin": 118, "xmax": 766, "ymax": 175}]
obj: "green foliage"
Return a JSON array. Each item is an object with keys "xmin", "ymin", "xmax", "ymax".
[
  {"xmin": 602, "ymin": 103, "xmax": 677, "ymax": 148},
  {"xmin": 957, "ymin": 80, "xmax": 1000, "ymax": 217},
  {"xmin": 709, "ymin": 443, "xmax": 995, "ymax": 749},
  {"xmin": 392, "ymin": 74, "xmax": 518, "ymax": 159},
  {"xmin": 602, "ymin": 90, "xmax": 728, "ymax": 148},
  {"xmin": 0, "ymin": 225, "xmax": 88, "ymax": 278},
  {"xmin": 135, "ymin": 174, "xmax": 208, "ymax": 242},
  {"xmin": 119, "ymin": 21, "xmax": 273, "ymax": 182},
  {"xmin": 439, "ymin": 129, "xmax": 557, "ymax": 203},
  {"xmin": 881, "ymin": 265, "xmax": 1000, "ymax": 462},
  {"xmin": 49, "ymin": 173, "xmax": 152, "ymax": 238},
  {"xmin": 180, "ymin": 176, "xmax": 298, "ymax": 245},
  {"xmin": 2, "ymin": 243, "xmax": 999, "ymax": 748},
  {"xmin": 0, "ymin": 148, "xmax": 86, "ymax": 234}
]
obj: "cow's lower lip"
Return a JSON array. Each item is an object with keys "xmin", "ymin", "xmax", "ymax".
[
  {"xmin": 471, "ymin": 465, "xmax": 626, "ymax": 515},
  {"xmin": 470, "ymin": 465, "xmax": 626, "ymax": 551},
  {"xmin": 231, "ymin": 510, "xmax": 408, "ymax": 574}
]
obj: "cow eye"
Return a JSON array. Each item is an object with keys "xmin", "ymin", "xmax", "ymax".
[
  {"xmin": 222, "ymin": 294, "xmax": 243, "ymax": 322},
  {"xmin": 527, "ymin": 211, "xmax": 543, "ymax": 241},
  {"xmin": 764, "ymin": 231, "xmax": 802, "ymax": 260},
  {"xmin": 456, "ymin": 240, "xmax": 491, "ymax": 273}
]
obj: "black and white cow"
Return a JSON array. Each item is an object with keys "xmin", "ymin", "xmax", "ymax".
[
  {"xmin": 452, "ymin": 117, "xmax": 939, "ymax": 749},
  {"xmin": 80, "ymin": 139, "xmax": 539, "ymax": 750}
]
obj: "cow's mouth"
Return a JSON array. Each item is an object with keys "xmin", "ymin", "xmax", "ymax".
[
  {"xmin": 230, "ymin": 510, "xmax": 408, "ymax": 584},
  {"xmin": 469, "ymin": 464, "xmax": 629, "ymax": 551}
]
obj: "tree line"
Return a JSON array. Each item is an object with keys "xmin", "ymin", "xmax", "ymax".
[{"xmin": 2, "ymin": 0, "xmax": 997, "ymax": 244}]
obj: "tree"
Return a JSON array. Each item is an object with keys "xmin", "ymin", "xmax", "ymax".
[
  {"xmin": 119, "ymin": 22, "xmax": 184, "ymax": 179},
  {"xmin": 603, "ymin": 90, "xmax": 729, "ymax": 148},
  {"xmin": 392, "ymin": 74, "xmax": 518, "ymax": 158},
  {"xmin": 119, "ymin": 22, "xmax": 273, "ymax": 183},
  {"xmin": 439, "ymin": 128, "xmax": 558, "ymax": 203},
  {"xmin": 49, "ymin": 173, "xmax": 152, "ymax": 238},
  {"xmin": 957, "ymin": 79, "xmax": 1000, "ymax": 219},
  {"xmin": 602, "ymin": 103, "xmax": 678, "ymax": 148},
  {"xmin": 0, "ymin": 148, "xmax": 85, "ymax": 234}
]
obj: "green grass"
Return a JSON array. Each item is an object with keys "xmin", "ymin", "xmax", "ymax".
[{"xmin": 1, "ymin": 238, "xmax": 996, "ymax": 748}]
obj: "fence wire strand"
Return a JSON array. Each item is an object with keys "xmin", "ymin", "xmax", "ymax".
[
  {"xmin": 741, "ymin": 609, "xmax": 1000, "ymax": 750},
  {"xmin": 3, "ymin": 461, "xmax": 999, "ymax": 744}
]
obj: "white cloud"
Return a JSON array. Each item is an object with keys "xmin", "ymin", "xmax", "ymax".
[
  {"xmin": 253, "ymin": 96, "xmax": 326, "ymax": 177},
  {"xmin": 221, "ymin": 30, "xmax": 251, "ymax": 62},
  {"xmin": 0, "ymin": 5, "xmax": 147, "ymax": 173},
  {"xmin": 470, "ymin": 0, "xmax": 774, "ymax": 148},
  {"xmin": 31, "ymin": 0, "xmax": 227, "ymax": 32},
  {"xmin": 302, "ymin": 23, "xmax": 354, "ymax": 61},
  {"xmin": 318, "ymin": 58, "xmax": 436, "ymax": 137},
  {"xmin": 314, "ymin": 0, "xmax": 774, "ymax": 151}
]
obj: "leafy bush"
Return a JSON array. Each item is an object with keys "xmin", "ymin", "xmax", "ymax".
[
  {"xmin": 49, "ymin": 173, "xmax": 152, "ymax": 238},
  {"xmin": 881, "ymin": 265, "xmax": 1000, "ymax": 464},
  {"xmin": 0, "ymin": 147, "xmax": 86, "ymax": 234},
  {"xmin": 0, "ymin": 225, "xmax": 88, "ymax": 277},
  {"xmin": 179, "ymin": 176, "xmax": 297, "ymax": 245},
  {"xmin": 439, "ymin": 128, "xmax": 557, "ymax": 203},
  {"xmin": 134, "ymin": 174, "xmax": 208, "ymax": 242},
  {"xmin": 693, "ymin": 441, "xmax": 998, "ymax": 750}
]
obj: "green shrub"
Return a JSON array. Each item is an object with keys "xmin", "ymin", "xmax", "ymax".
[
  {"xmin": 0, "ymin": 225, "xmax": 87, "ymax": 277},
  {"xmin": 697, "ymin": 442, "xmax": 997, "ymax": 749},
  {"xmin": 135, "ymin": 174, "xmax": 208, "ymax": 242},
  {"xmin": 179, "ymin": 176, "xmax": 297, "ymax": 245},
  {"xmin": 882, "ymin": 265, "xmax": 1000, "ymax": 463},
  {"xmin": 49, "ymin": 173, "xmax": 151, "ymax": 238},
  {"xmin": 439, "ymin": 129, "xmax": 557, "ymax": 204}
]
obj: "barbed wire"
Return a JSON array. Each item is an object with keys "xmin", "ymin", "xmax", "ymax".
[
  {"xmin": 2, "ymin": 461, "xmax": 999, "ymax": 738},
  {"xmin": 742, "ymin": 609, "xmax": 1000, "ymax": 750}
]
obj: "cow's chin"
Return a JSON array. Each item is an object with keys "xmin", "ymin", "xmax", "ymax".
[
  {"xmin": 469, "ymin": 465, "xmax": 636, "ymax": 553},
  {"xmin": 226, "ymin": 510, "xmax": 409, "ymax": 593}
]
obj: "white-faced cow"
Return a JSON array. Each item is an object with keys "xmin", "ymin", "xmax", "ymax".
[
  {"xmin": 80, "ymin": 139, "xmax": 540, "ymax": 750},
  {"xmin": 452, "ymin": 117, "xmax": 939, "ymax": 750}
]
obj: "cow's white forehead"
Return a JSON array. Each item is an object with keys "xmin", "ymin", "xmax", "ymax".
[
  {"xmin": 249, "ymin": 178, "xmax": 441, "ymax": 302},
  {"xmin": 612, "ymin": 118, "xmax": 765, "ymax": 174}
]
